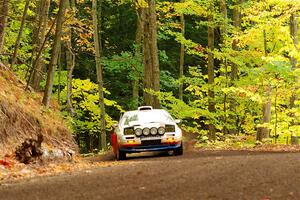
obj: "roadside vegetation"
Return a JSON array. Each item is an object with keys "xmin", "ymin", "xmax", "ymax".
[{"xmin": 0, "ymin": 0, "xmax": 300, "ymax": 156}]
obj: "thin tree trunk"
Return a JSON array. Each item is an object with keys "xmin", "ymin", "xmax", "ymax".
[
  {"xmin": 26, "ymin": 15, "xmax": 57, "ymax": 91},
  {"xmin": 92, "ymin": 0, "xmax": 106, "ymax": 151},
  {"xmin": 208, "ymin": 9, "xmax": 216, "ymax": 141},
  {"xmin": 66, "ymin": 46, "xmax": 75, "ymax": 115},
  {"xmin": 0, "ymin": 0, "xmax": 9, "ymax": 53},
  {"xmin": 256, "ymin": 21, "xmax": 271, "ymax": 141},
  {"xmin": 149, "ymin": 0, "xmax": 160, "ymax": 108},
  {"xmin": 290, "ymin": 13, "xmax": 298, "ymax": 70},
  {"xmin": 143, "ymin": 11, "xmax": 153, "ymax": 107},
  {"xmin": 42, "ymin": 0, "xmax": 66, "ymax": 107},
  {"xmin": 220, "ymin": 0, "xmax": 228, "ymax": 134},
  {"xmin": 231, "ymin": 0, "xmax": 243, "ymax": 81},
  {"xmin": 30, "ymin": 0, "xmax": 44, "ymax": 88},
  {"xmin": 65, "ymin": 0, "xmax": 75, "ymax": 115},
  {"xmin": 133, "ymin": 8, "xmax": 144, "ymax": 108},
  {"xmin": 290, "ymin": 13, "xmax": 298, "ymax": 109},
  {"xmin": 228, "ymin": 0, "xmax": 243, "ymax": 135},
  {"xmin": 257, "ymin": 92, "xmax": 271, "ymax": 141},
  {"xmin": 11, "ymin": 0, "xmax": 30, "ymax": 69},
  {"xmin": 220, "ymin": 0, "xmax": 227, "ymax": 45},
  {"xmin": 179, "ymin": 0, "xmax": 185, "ymax": 101},
  {"xmin": 57, "ymin": 47, "xmax": 62, "ymax": 103},
  {"xmin": 143, "ymin": 0, "xmax": 160, "ymax": 108},
  {"xmin": 274, "ymin": 84, "xmax": 278, "ymax": 143},
  {"xmin": 31, "ymin": 0, "xmax": 50, "ymax": 90}
]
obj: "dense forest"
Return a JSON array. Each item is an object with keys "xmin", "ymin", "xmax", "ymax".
[{"xmin": 0, "ymin": 0, "xmax": 299, "ymax": 153}]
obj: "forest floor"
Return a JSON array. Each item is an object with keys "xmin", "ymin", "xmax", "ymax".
[{"xmin": 1, "ymin": 146, "xmax": 300, "ymax": 200}]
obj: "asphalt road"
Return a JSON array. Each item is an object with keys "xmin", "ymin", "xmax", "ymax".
[{"xmin": 1, "ymin": 150, "xmax": 300, "ymax": 200}]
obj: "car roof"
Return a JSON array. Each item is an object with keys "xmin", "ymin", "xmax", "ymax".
[
  {"xmin": 124, "ymin": 109, "xmax": 167, "ymax": 115},
  {"xmin": 120, "ymin": 109, "xmax": 174, "ymax": 126}
]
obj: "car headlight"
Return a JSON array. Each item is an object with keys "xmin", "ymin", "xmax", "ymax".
[
  {"xmin": 124, "ymin": 127, "xmax": 134, "ymax": 135},
  {"xmin": 150, "ymin": 127, "xmax": 157, "ymax": 135},
  {"xmin": 165, "ymin": 125, "xmax": 175, "ymax": 132},
  {"xmin": 158, "ymin": 127, "xmax": 165, "ymax": 135},
  {"xmin": 143, "ymin": 128, "xmax": 150, "ymax": 136},
  {"xmin": 135, "ymin": 128, "xmax": 143, "ymax": 137}
]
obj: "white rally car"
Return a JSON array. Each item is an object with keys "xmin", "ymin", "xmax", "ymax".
[{"xmin": 111, "ymin": 106, "xmax": 183, "ymax": 160}]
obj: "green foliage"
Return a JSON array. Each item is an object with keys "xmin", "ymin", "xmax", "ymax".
[
  {"xmin": 101, "ymin": 50, "xmax": 143, "ymax": 110},
  {"xmin": 61, "ymin": 79, "xmax": 123, "ymax": 139},
  {"xmin": 40, "ymin": 70, "xmax": 68, "ymax": 92}
]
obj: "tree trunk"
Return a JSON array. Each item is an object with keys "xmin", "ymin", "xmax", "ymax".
[
  {"xmin": 26, "ymin": 16, "xmax": 57, "ymax": 91},
  {"xmin": 220, "ymin": 0, "xmax": 227, "ymax": 44},
  {"xmin": 179, "ymin": 0, "xmax": 185, "ymax": 101},
  {"xmin": 143, "ymin": 0, "xmax": 160, "ymax": 108},
  {"xmin": 143, "ymin": 16, "xmax": 153, "ymax": 107},
  {"xmin": 92, "ymin": 0, "xmax": 106, "ymax": 151},
  {"xmin": 65, "ymin": 0, "xmax": 75, "ymax": 115},
  {"xmin": 133, "ymin": 8, "xmax": 144, "ymax": 108},
  {"xmin": 256, "ymin": 19, "xmax": 271, "ymax": 141},
  {"xmin": 228, "ymin": 0, "xmax": 243, "ymax": 135},
  {"xmin": 290, "ymin": 13, "xmax": 298, "ymax": 70},
  {"xmin": 0, "ymin": 0, "xmax": 8, "ymax": 53},
  {"xmin": 220, "ymin": 0, "xmax": 228, "ymax": 134},
  {"xmin": 11, "ymin": 0, "xmax": 30, "ymax": 69},
  {"xmin": 290, "ymin": 13, "xmax": 298, "ymax": 109},
  {"xmin": 31, "ymin": 0, "xmax": 50, "ymax": 90},
  {"xmin": 208, "ymin": 10, "xmax": 216, "ymax": 141},
  {"xmin": 231, "ymin": 0, "xmax": 243, "ymax": 81},
  {"xmin": 57, "ymin": 47, "xmax": 62, "ymax": 103},
  {"xmin": 66, "ymin": 46, "xmax": 75, "ymax": 115},
  {"xmin": 42, "ymin": 0, "xmax": 66, "ymax": 107},
  {"xmin": 257, "ymin": 93, "xmax": 271, "ymax": 141}
]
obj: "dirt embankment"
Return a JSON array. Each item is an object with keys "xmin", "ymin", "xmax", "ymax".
[{"xmin": 0, "ymin": 67, "xmax": 77, "ymax": 159}]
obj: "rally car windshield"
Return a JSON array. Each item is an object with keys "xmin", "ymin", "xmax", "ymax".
[{"xmin": 121, "ymin": 110, "xmax": 174, "ymax": 126}]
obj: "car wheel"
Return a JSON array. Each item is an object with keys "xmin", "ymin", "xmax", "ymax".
[
  {"xmin": 116, "ymin": 149, "xmax": 126, "ymax": 160},
  {"xmin": 173, "ymin": 143, "xmax": 183, "ymax": 156}
]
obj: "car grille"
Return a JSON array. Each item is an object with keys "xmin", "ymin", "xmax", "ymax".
[{"xmin": 141, "ymin": 140, "xmax": 161, "ymax": 146}]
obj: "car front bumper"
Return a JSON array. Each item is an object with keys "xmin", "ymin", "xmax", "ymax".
[{"xmin": 120, "ymin": 142, "xmax": 182, "ymax": 153}]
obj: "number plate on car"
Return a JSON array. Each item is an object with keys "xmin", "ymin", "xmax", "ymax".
[{"xmin": 140, "ymin": 136, "xmax": 162, "ymax": 140}]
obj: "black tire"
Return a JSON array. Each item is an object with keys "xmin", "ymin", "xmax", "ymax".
[
  {"xmin": 174, "ymin": 143, "xmax": 183, "ymax": 156},
  {"xmin": 116, "ymin": 149, "xmax": 126, "ymax": 160}
]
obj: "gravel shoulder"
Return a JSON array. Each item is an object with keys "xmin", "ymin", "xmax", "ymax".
[{"xmin": 0, "ymin": 150, "xmax": 300, "ymax": 200}]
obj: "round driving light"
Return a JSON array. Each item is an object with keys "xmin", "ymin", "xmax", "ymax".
[
  {"xmin": 135, "ymin": 128, "xmax": 143, "ymax": 137},
  {"xmin": 158, "ymin": 127, "xmax": 165, "ymax": 135},
  {"xmin": 150, "ymin": 127, "xmax": 158, "ymax": 135},
  {"xmin": 143, "ymin": 128, "xmax": 150, "ymax": 136}
]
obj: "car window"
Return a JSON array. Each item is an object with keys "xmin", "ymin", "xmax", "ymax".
[
  {"xmin": 120, "ymin": 110, "xmax": 174, "ymax": 126},
  {"xmin": 123, "ymin": 114, "xmax": 138, "ymax": 126}
]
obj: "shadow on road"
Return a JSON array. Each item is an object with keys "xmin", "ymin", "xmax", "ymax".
[{"xmin": 85, "ymin": 151, "xmax": 175, "ymax": 162}]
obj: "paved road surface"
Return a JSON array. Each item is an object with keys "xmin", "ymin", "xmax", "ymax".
[{"xmin": 1, "ymin": 151, "xmax": 300, "ymax": 200}]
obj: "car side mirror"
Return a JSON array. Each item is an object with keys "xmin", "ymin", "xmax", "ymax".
[{"xmin": 174, "ymin": 119, "xmax": 181, "ymax": 124}]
